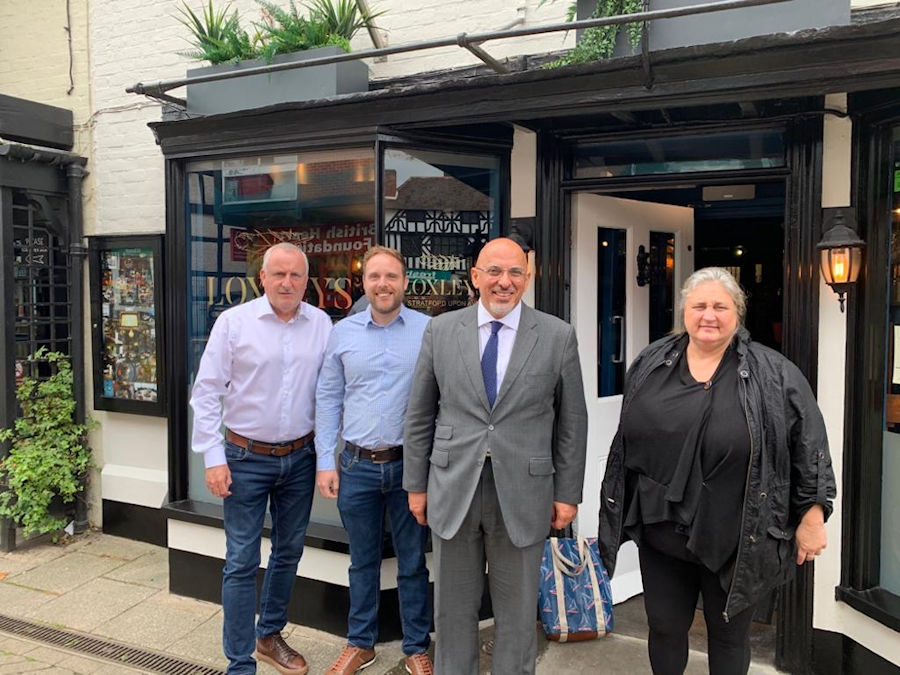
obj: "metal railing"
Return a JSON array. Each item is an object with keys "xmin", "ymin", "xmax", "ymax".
[{"xmin": 127, "ymin": 0, "xmax": 791, "ymax": 104}]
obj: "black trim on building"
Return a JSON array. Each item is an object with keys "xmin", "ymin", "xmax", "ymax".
[
  {"xmin": 102, "ymin": 500, "xmax": 167, "ymax": 547},
  {"xmin": 812, "ymin": 628, "xmax": 900, "ymax": 675}
]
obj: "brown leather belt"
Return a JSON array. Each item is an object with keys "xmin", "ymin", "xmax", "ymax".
[
  {"xmin": 225, "ymin": 429, "xmax": 314, "ymax": 456},
  {"xmin": 345, "ymin": 441, "xmax": 403, "ymax": 464}
]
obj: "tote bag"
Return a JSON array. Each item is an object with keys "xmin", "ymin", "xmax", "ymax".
[{"xmin": 538, "ymin": 536, "xmax": 614, "ymax": 642}]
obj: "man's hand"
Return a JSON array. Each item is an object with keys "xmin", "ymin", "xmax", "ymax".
[
  {"xmin": 317, "ymin": 470, "xmax": 339, "ymax": 499},
  {"xmin": 551, "ymin": 501, "xmax": 578, "ymax": 530},
  {"xmin": 206, "ymin": 465, "xmax": 232, "ymax": 498},
  {"xmin": 795, "ymin": 504, "xmax": 827, "ymax": 565},
  {"xmin": 408, "ymin": 491, "xmax": 427, "ymax": 526}
]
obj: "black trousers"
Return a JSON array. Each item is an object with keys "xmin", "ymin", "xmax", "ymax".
[{"xmin": 638, "ymin": 543, "xmax": 755, "ymax": 675}]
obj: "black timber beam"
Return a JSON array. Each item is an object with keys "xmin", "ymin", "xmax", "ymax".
[{"xmin": 0, "ymin": 94, "xmax": 73, "ymax": 150}]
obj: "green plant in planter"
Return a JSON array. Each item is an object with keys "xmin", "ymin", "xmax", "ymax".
[
  {"xmin": 255, "ymin": 0, "xmax": 383, "ymax": 60},
  {"xmin": 0, "ymin": 349, "xmax": 94, "ymax": 538},
  {"xmin": 542, "ymin": 0, "xmax": 644, "ymax": 68},
  {"xmin": 177, "ymin": 1, "xmax": 261, "ymax": 64}
]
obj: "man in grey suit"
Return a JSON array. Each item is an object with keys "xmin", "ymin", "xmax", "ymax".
[{"xmin": 404, "ymin": 237, "xmax": 588, "ymax": 674}]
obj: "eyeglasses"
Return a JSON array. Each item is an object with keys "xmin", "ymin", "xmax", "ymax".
[{"xmin": 474, "ymin": 266, "xmax": 528, "ymax": 280}]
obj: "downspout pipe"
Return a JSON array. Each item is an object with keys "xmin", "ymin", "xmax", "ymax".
[{"xmin": 66, "ymin": 163, "xmax": 89, "ymax": 535}]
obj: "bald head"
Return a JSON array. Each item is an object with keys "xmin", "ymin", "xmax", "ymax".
[{"xmin": 471, "ymin": 237, "xmax": 530, "ymax": 319}]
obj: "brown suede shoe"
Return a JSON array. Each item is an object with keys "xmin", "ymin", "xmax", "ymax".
[
  {"xmin": 326, "ymin": 645, "xmax": 377, "ymax": 674},
  {"xmin": 404, "ymin": 652, "xmax": 433, "ymax": 675},
  {"xmin": 255, "ymin": 633, "xmax": 309, "ymax": 675}
]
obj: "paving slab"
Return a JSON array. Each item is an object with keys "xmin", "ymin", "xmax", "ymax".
[
  {"xmin": 93, "ymin": 589, "xmax": 220, "ymax": 650},
  {"xmin": 20, "ymin": 646, "xmax": 69, "ymax": 666},
  {"xmin": 164, "ymin": 611, "xmax": 227, "ymax": 667},
  {"xmin": 9, "ymin": 554, "xmax": 124, "ymax": 595},
  {"xmin": 55, "ymin": 653, "xmax": 146, "ymax": 675},
  {"xmin": 0, "ymin": 581, "xmax": 57, "ymax": 615},
  {"xmin": 0, "ymin": 635, "xmax": 37, "ymax": 655},
  {"xmin": 76, "ymin": 536, "xmax": 158, "ymax": 563},
  {"xmin": 101, "ymin": 548, "xmax": 168, "ymax": 590},
  {"xmin": 28, "ymin": 577, "xmax": 157, "ymax": 632},
  {"xmin": 0, "ymin": 652, "xmax": 52, "ymax": 673}
]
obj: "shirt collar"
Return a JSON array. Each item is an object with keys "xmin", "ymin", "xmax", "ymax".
[
  {"xmin": 255, "ymin": 296, "xmax": 306, "ymax": 323},
  {"xmin": 477, "ymin": 299, "xmax": 522, "ymax": 332},
  {"xmin": 365, "ymin": 303, "xmax": 408, "ymax": 328}
]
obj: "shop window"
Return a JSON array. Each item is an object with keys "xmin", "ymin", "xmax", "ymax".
[
  {"xmin": 183, "ymin": 148, "xmax": 375, "ymax": 515},
  {"xmin": 575, "ymin": 128, "xmax": 785, "ymax": 178},
  {"xmin": 383, "ymin": 147, "xmax": 501, "ymax": 315}
]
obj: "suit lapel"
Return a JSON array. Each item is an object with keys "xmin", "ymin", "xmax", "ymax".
[
  {"xmin": 494, "ymin": 304, "xmax": 539, "ymax": 409},
  {"xmin": 457, "ymin": 305, "xmax": 492, "ymax": 413}
]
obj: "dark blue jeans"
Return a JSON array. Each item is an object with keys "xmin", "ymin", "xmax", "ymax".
[
  {"xmin": 337, "ymin": 447, "xmax": 431, "ymax": 655},
  {"xmin": 221, "ymin": 440, "xmax": 316, "ymax": 674}
]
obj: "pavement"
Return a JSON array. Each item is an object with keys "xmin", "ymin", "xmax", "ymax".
[{"xmin": 0, "ymin": 531, "xmax": 783, "ymax": 674}]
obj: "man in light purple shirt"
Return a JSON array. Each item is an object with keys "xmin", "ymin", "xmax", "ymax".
[{"xmin": 191, "ymin": 242, "xmax": 332, "ymax": 675}]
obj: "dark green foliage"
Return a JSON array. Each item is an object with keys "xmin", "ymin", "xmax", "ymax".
[
  {"xmin": 177, "ymin": 1, "xmax": 260, "ymax": 64},
  {"xmin": 0, "ymin": 350, "xmax": 94, "ymax": 538},
  {"xmin": 544, "ymin": 0, "xmax": 644, "ymax": 69}
]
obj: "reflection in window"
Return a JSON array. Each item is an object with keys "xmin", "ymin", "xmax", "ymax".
[
  {"xmin": 882, "ymin": 129, "xmax": 900, "ymax": 595},
  {"xmin": 383, "ymin": 147, "xmax": 501, "ymax": 316},
  {"xmin": 575, "ymin": 129, "xmax": 785, "ymax": 178},
  {"xmin": 184, "ymin": 148, "xmax": 375, "ymax": 513}
]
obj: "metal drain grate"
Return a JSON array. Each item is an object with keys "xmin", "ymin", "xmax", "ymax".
[{"xmin": 0, "ymin": 613, "xmax": 225, "ymax": 674}]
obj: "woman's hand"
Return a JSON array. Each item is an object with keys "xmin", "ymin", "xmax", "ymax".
[{"xmin": 795, "ymin": 504, "xmax": 827, "ymax": 565}]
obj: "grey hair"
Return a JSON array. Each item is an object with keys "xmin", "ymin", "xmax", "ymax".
[
  {"xmin": 262, "ymin": 242, "xmax": 309, "ymax": 274},
  {"xmin": 678, "ymin": 267, "xmax": 746, "ymax": 328}
]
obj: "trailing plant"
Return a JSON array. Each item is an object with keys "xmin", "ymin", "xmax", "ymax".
[
  {"xmin": 0, "ymin": 349, "xmax": 94, "ymax": 538},
  {"xmin": 543, "ymin": 0, "xmax": 644, "ymax": 69},
  {"xmin": 177, "ymin": 1, "xmax": 260, "ymax": 64}
]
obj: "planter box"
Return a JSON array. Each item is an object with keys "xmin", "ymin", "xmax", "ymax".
[
  {"xmin": 577, "ymin": 0, "xmax": 850, "ymax": 53},
  {"xmin": 186, "ymin": 46, "xmax": 369, "ymax": 116}
]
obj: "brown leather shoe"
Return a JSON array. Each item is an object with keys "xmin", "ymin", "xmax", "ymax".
[
  {"xmin": 404, "ymin": 652, "xmax": 433, "ymax": 675},
  {"xmin": 326, "ymin": 645, "xmax": 377, "ymax": 674},
  {"xmin": 255, "ymin": 633, "xmax": 309, "ymax": 675}
]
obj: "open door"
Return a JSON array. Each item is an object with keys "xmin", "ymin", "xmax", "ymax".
[{"xmin": 572, "ymin": 193, "xmax": 694, "ymax": 602}]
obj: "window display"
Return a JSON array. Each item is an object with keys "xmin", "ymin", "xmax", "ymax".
[{"xmin": 89, "ymin": 236, "xmax": 165, "ymax": 415}]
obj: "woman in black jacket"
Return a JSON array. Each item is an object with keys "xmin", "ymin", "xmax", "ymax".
[{"xmin": 599, "ymin": 267, "xmax": 836, "ymax": 675}]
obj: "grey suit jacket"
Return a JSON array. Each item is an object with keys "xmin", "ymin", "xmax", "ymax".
[{"xmin": 403, "ymin": 303, "xmax": 588, "ymax": 548}]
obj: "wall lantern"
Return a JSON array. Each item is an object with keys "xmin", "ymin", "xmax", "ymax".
[{"xmin": 817, "ymin": 207, "xmax": 865, "ymax": 313}]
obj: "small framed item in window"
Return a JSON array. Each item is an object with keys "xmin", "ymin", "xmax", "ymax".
[{"xmin": 89, "ymin": 235, "xmax": 166, "ymax": 416}]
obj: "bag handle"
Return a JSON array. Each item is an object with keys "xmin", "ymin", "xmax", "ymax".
[{"xmin": 550, "ymin": 536, "xmax": 589, "ymax": 577}]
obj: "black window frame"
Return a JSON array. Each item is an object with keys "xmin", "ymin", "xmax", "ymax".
[
  {"xmin": 838, "ymin": 91, "xmax": 900, "ymax": 632},
  {"xmin": 88, "ymin": 234, "xmax": 167, "ymax": 417}
]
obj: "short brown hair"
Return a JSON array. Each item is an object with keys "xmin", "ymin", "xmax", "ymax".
[{"xmin": 362, "ymin": 246, "xmax": 406, "ymax": 275}]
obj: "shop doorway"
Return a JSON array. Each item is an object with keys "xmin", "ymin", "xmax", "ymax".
[{"xmin": 570, "ymin": 179, "xmax": 786, "ymax": 604}]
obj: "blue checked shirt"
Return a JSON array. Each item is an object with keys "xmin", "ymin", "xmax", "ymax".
[{"xmin": 314, "ymin": 305, "xmax": 430, "ymax": 471}]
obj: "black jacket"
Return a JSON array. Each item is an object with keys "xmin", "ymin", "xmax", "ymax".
[{"xmin": 598, "ymin": 328, "xmax": 836, "ymax": 621}]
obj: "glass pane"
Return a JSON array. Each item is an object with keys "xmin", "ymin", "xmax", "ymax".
[
  {"xmin": 383, "ymin": 147, "xmax": 501, "ymax": 315},
  {"xmin": 575, "ymin": 129, "xmax": 785, "ymax": 178},
  {"xmin": 882, "ymin": 128, "xmax": 900, "ymax": 595},
  {"xmin": 649, "ymin": 231, "xmax": 675, "ymax": 343},
  {"xmin": 184, "ymin": 147, "xmax": 375, "ymax": 517},
  {"xmin": 97, "ymin": 248, "xmax": 158, "ymax": 402},
  {"xmin": 597, "ymin": 227, "xmax": 625, "ymax": 397}
]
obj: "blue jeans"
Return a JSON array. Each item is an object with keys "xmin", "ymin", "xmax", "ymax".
[
  {"xmin": 337, "ymin": 447, "xmax": 431, "ymax": 655},
  {"xmin": 221, "ymin": 440, "xmax": 316, "ymax": 674}
]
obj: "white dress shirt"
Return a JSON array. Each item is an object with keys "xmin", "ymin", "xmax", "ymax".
[
  {"xmin": 190, "ymin": 296, "xmax": 332, "ymax": 468},
  {"xmin": 477, "ymin": 299, "xmax": 522, "ymax": 392}
]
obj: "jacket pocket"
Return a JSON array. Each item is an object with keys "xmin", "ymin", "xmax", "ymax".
[
  {"xmin": 434, "ymin": 425, "xmax": 453, "ymax": 440},
  {"xmin": 529, "ymin": 457, "xmax": 555, "ymax": 476},
  {"xmin": 766, "ymin": 525, "xmax": 796, "ymax": 574},
  {"xmin": 430, "ymin": 449, "xmax": 450, "ymax": 468}
]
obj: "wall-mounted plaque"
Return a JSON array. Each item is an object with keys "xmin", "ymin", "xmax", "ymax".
[{"xmin": 89, "ymin": 236, "xmax": 165, "ymax": 416}]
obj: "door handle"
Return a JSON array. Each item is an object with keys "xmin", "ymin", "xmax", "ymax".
[{"xmin": 611, "ymin": 315, "xmax": 625, "ymax": 364}]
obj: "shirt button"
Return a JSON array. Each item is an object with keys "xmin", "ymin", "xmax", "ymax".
[{"xmin": 488, "ymin": 424, "xmax": 494, "ymax": 431}]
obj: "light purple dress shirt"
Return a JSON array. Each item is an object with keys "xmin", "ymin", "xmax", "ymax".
[
  {"xmin": 477, "ymin": 299, "xmax": 522, "ymax": 391},
  {"xmin": 190, "ymin": 296, "xmax": 332, "ymax": 468}
]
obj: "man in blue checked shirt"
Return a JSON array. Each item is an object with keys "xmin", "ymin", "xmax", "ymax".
[{"xmin": 315, "ymin": 246, "xmax": 433, "ymax": 675}]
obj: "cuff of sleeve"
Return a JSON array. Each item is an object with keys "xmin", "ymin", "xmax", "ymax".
[
  {"xmin": 202, "ymin": 446, "xmax": 227, "ymax": 468},
  {"xmin": 316, "ymin": 453, "xmax": 336, "ymax": 472}
]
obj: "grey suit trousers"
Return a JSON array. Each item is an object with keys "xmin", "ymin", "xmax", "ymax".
[{"xmin": 432, "ymin": 460, "xmax": 544, "ymax": 675}]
